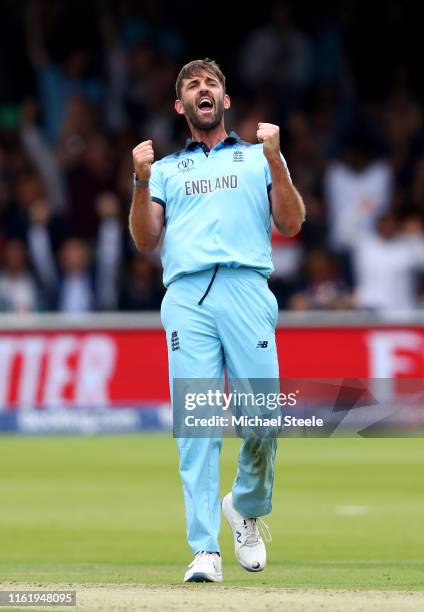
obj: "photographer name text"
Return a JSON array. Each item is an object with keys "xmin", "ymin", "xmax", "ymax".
[{"xmin": 184, "ymin": 415, "xmax": 324, "ymax": 428}]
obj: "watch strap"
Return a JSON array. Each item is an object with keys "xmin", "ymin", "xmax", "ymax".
[{"xmin": 133, "ymin": 173, "xmax": 149, "ymax": 188}]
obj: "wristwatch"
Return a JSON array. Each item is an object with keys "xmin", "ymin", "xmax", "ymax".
[{"xmin": 133, "ymin": 173, "xmax": 149, "ymax": 188}]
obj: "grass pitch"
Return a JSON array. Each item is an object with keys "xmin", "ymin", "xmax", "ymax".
[{"xmin": 0, "ymin": 435, "xmax": 423, "ymax": 594}]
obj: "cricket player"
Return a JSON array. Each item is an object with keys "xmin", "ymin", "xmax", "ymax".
[{"xmin": 129, "ymin": 59, "xmax": 305, "ymax": 582}]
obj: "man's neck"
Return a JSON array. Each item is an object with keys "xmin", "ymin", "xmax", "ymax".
[{"xmin": 189, "ymin": 125, "xmax": 228, "ymax": 150}]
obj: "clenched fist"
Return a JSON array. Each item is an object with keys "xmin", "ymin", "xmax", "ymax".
[
  {"xmin": 133, "ymin": 140, "xmax": 154, "ymax": 181},
  {"xmin": 257, "ymin": 123, "xmax": 280, "ymax": 161}
]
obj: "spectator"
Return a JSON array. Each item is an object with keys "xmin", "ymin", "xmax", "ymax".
[
  {"xmin": 8, "ymin": 171, "xmax": 45, "ymax": 238},
  {"xmin": 25, "ymin": 0, "xmax": 104, "ymax": 144},
  {"xmin": 288, "ymin": 249, "xmax": 352, "ymax": 310},
  {"xmin": 120, "ymin": 255, "xmax": 164, "ymax": 311},
  {"xmin": 25, "ymin": 198, "xmax": 68, "ymax": 308},
  {"xmin": 352, "ymin": 213, "xmax": 424, "ymax": 311},
  {"xmin": 238, "ymin": 2, "xmax": 312, "ymax": 103},
  {"xmin": 95, "ymin": 192, "xmax": 123, "ymax": 310},
  {"xmin": 324, "ymin": 127, "xmax": 393, "ymax": 254},
  {"xmin": 57, "ymin": 96, "xmax": 99, "ymax": 171},
  {"xmin": 19, "ymin": 100, "xmax": 68, "ymax": 213},
  {"xmin": 66, "ymin": 134, "xmax": 116, "ymax": 239},
  {"xmin": 271, "ymin": 220, "xmax": 302, "ymax": 281},
  {"xmin": 285, "ymin": 110, "xmax": 326, "ymax": 191},
  {"xmin": 0, "ymin": 239, "xmax": 38, "ymax": 313},
  {"xmin": 57, "ymin": 238, "xmax": 94, "ymax": 313}
]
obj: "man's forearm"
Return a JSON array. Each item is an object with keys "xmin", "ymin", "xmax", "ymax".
[
  {"xmin": 269, "ymin": 156, "xmax": 305, "ymax": 237},
  {"xmin": 129, "ymin": 187, "xmax": 163, "ymax": 252}
]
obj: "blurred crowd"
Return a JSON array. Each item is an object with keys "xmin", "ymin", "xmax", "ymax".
[{"xmin": 1, "ymin": 0, "xmax": 424, "ymax": 313}]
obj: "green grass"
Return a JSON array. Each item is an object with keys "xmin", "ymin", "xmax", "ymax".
[{"xmin": 0, "ymin": 435, "xmax": 423, "ymax": 590}]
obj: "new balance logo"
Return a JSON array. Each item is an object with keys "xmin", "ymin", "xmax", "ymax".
[
  {"xmin": 171, "ymin": 330, "xmax": 180, "ymax": 351},
  {"xmin": 233, "ymin": 150, "xmax": 244, "ymax": 162},
  {"xmin": 236, "ymin": 530, "xmax": 242, "ymax": 543},
  {"xmin": 257, "ymin": 341, "xmax": 268, "ymax": 348}
]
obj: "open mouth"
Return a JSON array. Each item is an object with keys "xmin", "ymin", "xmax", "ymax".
[{"xmin": 197, "ymin": 97, "xmax": 214, "ymax": 113}]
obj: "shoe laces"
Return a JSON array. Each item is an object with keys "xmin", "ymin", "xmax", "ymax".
[
  {"xmin": 188, "ymin": 551, "xmax": 216, "ymax": 568},
  {"xmin": 240, "ymin": 517, "xmax": 272, "ymax": 546}
]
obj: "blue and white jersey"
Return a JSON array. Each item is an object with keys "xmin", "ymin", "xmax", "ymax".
[{"xmin": 150, "ymin": 131, "xmax": 287, "ymax": 287}]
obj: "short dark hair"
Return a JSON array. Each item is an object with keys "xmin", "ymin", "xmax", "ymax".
[{"xmin": 175, "ymin": 58, "xmax": 226, "ymax": 99}]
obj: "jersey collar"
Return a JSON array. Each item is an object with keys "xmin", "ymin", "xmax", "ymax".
[{"xmin": 185, "ymin": 130, "xmax": 240, "ymax": 152}]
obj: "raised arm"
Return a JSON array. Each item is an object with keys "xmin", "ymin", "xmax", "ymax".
[
  {"xmin": 129, "ymin": 140, "xmax": 165, "ymax": 253},
  {"xmin": 257, "ymin": 122, "xmax": 305, "ymax": 237}
]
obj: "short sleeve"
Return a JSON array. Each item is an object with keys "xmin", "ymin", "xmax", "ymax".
[
  {"xmin": 149, "ymin": 161, "xmax": 166, "ymax": 208},
  {"xmin": 265, "ymin": 152, "xmax": 290, "ymax": 191}
]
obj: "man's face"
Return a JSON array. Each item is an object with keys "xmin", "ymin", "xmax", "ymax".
[
  {"xmin": 175, "ymin": 70, "xmax": 230, "ymax": 130},
  {"xmin": 377, "ymin": 215, "xmax": 397, "ymax": 240}
]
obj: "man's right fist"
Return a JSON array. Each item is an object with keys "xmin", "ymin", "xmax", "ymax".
[{"xmin": 132, "ymin": 140, "xmax": 154, "ymax": 181}]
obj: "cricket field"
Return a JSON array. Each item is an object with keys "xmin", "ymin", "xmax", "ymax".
[{"xmin": 0, "ymin": 435, "xmax": 423, "ymax": 610}]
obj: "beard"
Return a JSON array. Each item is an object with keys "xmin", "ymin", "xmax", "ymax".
[{"xmin": 183, "ymin": 97, "xmax": 225, "ymax": 131}]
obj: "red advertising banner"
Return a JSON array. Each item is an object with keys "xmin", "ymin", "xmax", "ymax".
[{"xmin": 1, "ymin": 326, "xmax": 424, "ymax": 411}]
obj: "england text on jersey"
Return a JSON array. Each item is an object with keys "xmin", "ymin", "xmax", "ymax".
[{"xmin": 185, "ymin": 175, "xmax": 238, "ymax": 196}]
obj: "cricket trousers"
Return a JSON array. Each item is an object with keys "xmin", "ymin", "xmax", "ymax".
[{"xmin": 160, "ymin": 266, "xmax": 280, "ymax": 554}]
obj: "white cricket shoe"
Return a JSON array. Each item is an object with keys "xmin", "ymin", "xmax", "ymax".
[
  {"xmin": 222, "ymin": 492, "xmax": 271, "ymax": 572},
  {"xmin": 184, "ymin": 551, "xmax": 223, "ymax": 583}
]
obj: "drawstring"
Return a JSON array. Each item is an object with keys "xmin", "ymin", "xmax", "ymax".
[{"xmin": 198, "ymin": 265, "xmax": 219, "ymax": 305}]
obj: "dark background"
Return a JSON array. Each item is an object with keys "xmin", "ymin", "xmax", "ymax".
[{"xmin": 1, "ymin": 0, "xmax": 423, "ymax": 313}]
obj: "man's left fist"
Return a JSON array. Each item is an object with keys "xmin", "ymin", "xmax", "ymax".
[{"xmin": 257, "ymin": 122, "xmax": 280, "ymax": 161}]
